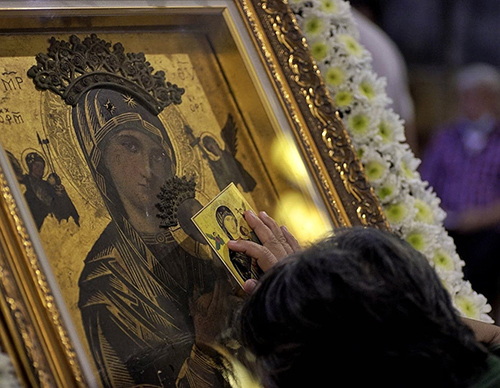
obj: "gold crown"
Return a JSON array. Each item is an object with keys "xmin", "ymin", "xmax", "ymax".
[{"xmin": 27, "ymin": 34, "xmax": 184, "ymax": 114}]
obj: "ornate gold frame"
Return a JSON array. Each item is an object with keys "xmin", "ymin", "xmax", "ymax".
[
  {"xmin": 0, "ymin": 1, "xmax": 387, "ymax": 387},
  {"xmin": 239, "ymin": 0, "xmax": 387, "ymax": 229}
]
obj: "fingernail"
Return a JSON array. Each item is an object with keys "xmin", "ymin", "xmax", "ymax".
[
  {"xmin": 281, "ymin": 225, "xmax": 289, "ymax": 233},
  {"xmin": 227, "ymin": 240, "xmax": 238, "ymax": 246},
  {"xmin": 244, "ymin": 279, "xmax": 258, "ymax": 294},
  {"xmin": 260, "ymin": 211, "xmax": 268, "ymax": 217},
  {"xmin": 247, "ymin": 210, "xmax": 257, "ymax": 219}
]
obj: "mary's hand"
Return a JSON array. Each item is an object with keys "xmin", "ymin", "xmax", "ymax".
[
  {"xmin": 227, "ymin": 210, "xmax": 300, "ymax": 294},
  {"xmin": 190, "ymin": 281, "xmax": 227, "ymax": 347}
]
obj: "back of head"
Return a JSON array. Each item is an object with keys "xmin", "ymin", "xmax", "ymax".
[
  {"xmin": 456, "ymin": 63, "xmax": 500, "ymax": 94},
  {"xmin": 455, "ymin": 63, "xmax": 500, "ymax": 119},
  {"xmin": 240, "ymin": 227, "xmax": 488, "ymax": 388}
]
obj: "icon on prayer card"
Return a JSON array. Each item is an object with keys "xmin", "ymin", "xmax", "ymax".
[{"xmin": 192, "ymin": 183, "xmax": 263, "ymax": 287}]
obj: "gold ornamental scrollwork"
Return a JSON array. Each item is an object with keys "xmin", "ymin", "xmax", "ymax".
[
  {"xmin": 249, "ymin": 0, "xmax": 388, "ymax": 229},
  {"xmin": 0, "ymin": 170, "xmax": 85, "ymax": 388}
]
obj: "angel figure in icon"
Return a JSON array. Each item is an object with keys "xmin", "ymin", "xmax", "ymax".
[
  {"xmin": 206, "ymin": 231, "xmax": 225, "ymax": 250},
  {"xmin": 6, "ymin": 142, "xmax": 80, "ymax": 230},
  {"xmin": 185, "ymin": 113, "xmax": 257, "ymax": 193}
]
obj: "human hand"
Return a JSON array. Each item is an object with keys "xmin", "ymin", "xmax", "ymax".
[
  {"xmin": 227, "ymin": 210, "xmax": 300, "ymax": 294},
  {"xmin": 455, "ymin": 209, "xmax": 493, "ymax": 233},
  {"xmin": 462, "ymin": 317, "xmax": 500, "ymax": 346},
  {"xmin": 452, "ymin": 200, "xmax": 500, "ymax": 233},
  {"xmin": 190, "ymin": 281, "xmax": 227, "ymax": 346}
]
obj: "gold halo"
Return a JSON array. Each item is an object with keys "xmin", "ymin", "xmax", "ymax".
[
  {"xmin": 199, "ymin": 132, "xmax": 224, "ymax": 161},
  {"xmin": 40, "ymin": 90, "xmax": 205, "ymax": 212}
]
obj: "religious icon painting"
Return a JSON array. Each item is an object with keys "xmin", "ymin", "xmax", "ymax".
[
  {"xmin": 0, "ymin": 2, "xmax": 386, "ymax": 388},
  {"xmin": 192, "ymin": 182, "xmax": 263, "ymax": 287}
]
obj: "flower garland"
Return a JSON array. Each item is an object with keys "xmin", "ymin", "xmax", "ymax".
[{"xmin": 290, "ymin": 0, "xmax": 493, "ymax": 322}]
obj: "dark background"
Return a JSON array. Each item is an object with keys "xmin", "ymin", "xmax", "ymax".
[{"xmin": 351, "ymin": 0, "xmax": 500, "ymax": 156}]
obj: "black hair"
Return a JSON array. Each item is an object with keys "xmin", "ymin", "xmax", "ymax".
[{"xmin": 239, "ymin": 227, "xmax": 488, "ymax": 388}]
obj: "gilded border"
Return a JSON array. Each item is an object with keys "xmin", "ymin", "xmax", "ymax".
[
  {"xmin": 238, "ymin": 0, "xmax": 388, "ymax": 229},
  {"xmin": 0, "ymin": 169, "xmax": 85, "ymax": 388}
]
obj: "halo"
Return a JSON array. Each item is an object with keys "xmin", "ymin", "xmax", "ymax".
[
  {"xmin": 39, "ymin": 86, "xmax": 206, "ymax": 211},
  {"xmin": 199, "ymin": 132, "xmax": 224, "ymax": 161}
]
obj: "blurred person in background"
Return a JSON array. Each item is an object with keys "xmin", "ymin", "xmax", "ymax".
[{"xmin": 420, "ymin": 63, "xmax": 500, "ymax": 321}]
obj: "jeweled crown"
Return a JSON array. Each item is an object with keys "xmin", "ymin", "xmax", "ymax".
[{"xmin": 27, "ymin": 34, "xmax": 184, "ymax": 114}]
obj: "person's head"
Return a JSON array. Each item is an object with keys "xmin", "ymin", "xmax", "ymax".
[
  {"xmin": 102, "ymin": 126, "xmax": 173, "ymax": 214},
  {"xmin": 455, "ymin": 63, "xmax": 500, "ymax": 120},
  {"xmin": 72, "ymin": 88, "xmax": 176, "ymax": 224},
  {"xmin": 240, "ymin": 227, "xmax": 488, "ymax": 388},
  {"xmin": 47, "ymin": 172, "xmax": 61, "ymax": 186},
  {"xmin": 26, "ymin": 152, "xmax": 45, "ymax": 179},
  {"xmin": 202, "ymin": 135, "xmax": 222, "ymax": 157},
  {"xmin": 216, "ymin": 206, "xmax": 238, "ymax": 240},
  {"xmin": 240, "ymin": 225, "xmax": 251, "ymax": 237}
]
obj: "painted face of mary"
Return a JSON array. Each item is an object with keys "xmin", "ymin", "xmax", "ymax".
[
  {"xmin": 103, "ymin": 126, "xmax": 173, "ymax": 220},
  {"xmin": 216, "ymin": 206, "xmax": 239, "ymax": 240},
  {"xmin": 72, "ymin": 88, "xmax": 176, "ymax": 232}
]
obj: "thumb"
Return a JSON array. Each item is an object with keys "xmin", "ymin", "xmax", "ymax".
[{"xmin": 243, "ymin": 279, "xmax": 258, "ymax": 294}]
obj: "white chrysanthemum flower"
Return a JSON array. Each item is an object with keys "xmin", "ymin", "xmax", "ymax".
[
  {"xmin": 413, "ymin": 198, "xmax": 436, "ymax": 224},
  {"xmin": 334, "ymin": 26, "xmax": 363, "ymax": 45},
  {"xmin": 383, "ymin": 196, "xmax": 416, "ymax": 226},
  {"xmin": 399, "ymin": 222, "xmax": 437, "ymax": 254},
  {"xmin": 332, "ymin": 86, "xmax": 354, "ymax": 108},
  {"xmin": 293, "ymin": 1, "xmax": 356, "ymax": 38},
  {"xmin": 439, "ymin": 266, "xmax": 464, "ymax": 286},
  {"xmin": 432, "ymin": 247, "xmax": 459, "ymax": 273},
  {"xmin": 344, "ymin": 102, "xmax": 379, "ymax": 141},
  {"xmin": 376, "ymin": 108, "xmax": 406, "ymax": 145},
  {"xmin": 361, "ymin": 154, "xmax": 390, "ymax": 184},
  {"xmin": 439, "ymin": 233, "xmax": 465, "ymax": 267},
  {"xmin": 336, "ymin": 33, "xmax": 371, "ymax": 62},
  {"xmin": 301, "ymin": 13, "xmax": 327, "ymax": 38},
  {"xmin": 429, "ymin": 231, "xmax": 464, "ymax": 276},
  {"xmin": 323, "ymin": 65, "xmax": 347, "ymax": 87},
  {"xmin": 373, "ymin": 174, "xmax": 401, "ymax": 205},
  {"xmin": 353, "ymin": 71, "xmax": 391, "ymax": 107},
  {"xmin": 359, "ymin": 147, "xmax": 390, "ymax": 183},
  {"xmin": 440, "ymin": 272, "xmax": 463, "ymax": 299},
  {"xmin": 314, "ymin": 0, "xmax": 351, "ymax": 20},
  {"xmin": 306, "ymin": 36, "xmax": 331, "ymax": 62},
  {"xmin": 411, "ymin": 185, "xmax": 446, "ymax": 224},
  {"xmin": 395, "ymin": 147, "xmax": 422, "ymax": 186},
  {"xmin": 453, "ymin": 282, "xmax": 493, "ymax": 322}
]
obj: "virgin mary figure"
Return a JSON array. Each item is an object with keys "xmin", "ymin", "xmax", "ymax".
[{"xmin": 28, "ymin": 35, "xmax": 234, "ymax": 388}]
